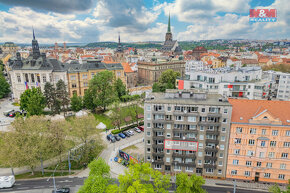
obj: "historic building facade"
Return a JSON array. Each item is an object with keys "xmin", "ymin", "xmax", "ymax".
[
  {"xmin": 144, "ymin": 89, "xmax": 232, "ymax": 178},
  {"xmin": 227, "ymin": 99, "xmax": 290, "ymax": 184},
  {"xmin": 8, "ymin": 31, "xmax": 67, "ymax": 100}
]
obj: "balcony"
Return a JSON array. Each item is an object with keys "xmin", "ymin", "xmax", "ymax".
[
  {"xmin": 203, "ymin": 164, "xmax": 217, "ymax": 169},
  {"xmin": 207, "ymin": 113, "xmax": 222, "ymax": 118},
  {"xmin": 153, "ymin": 136, "xmax": 165, "ymax": 141},
  {"xmin": 206, "ymin": 130, "xmax": 219, "ymax": 135},
  {"xmin": 152, "ymin": 152, "xmax": 164, "ymax": 157},
  {"xmin": 152, "ymin": 127, "xmax": 164, "ymax": 132},
  {"xmin": 206, "ymin": 139, "xmax": 219, "ymax": 144},
  {"xmin": 153, "ymin": 159, "xmax": 164, "ymax": 164},
  {"xmin": 198, "ymin": 122, "xmax": 221, "ymax": 127},
  {"xmin": 152, "ymin": 119, "xmax": 166, "ymax": 124},
  {"xmin": 171, "ymin": 161, "xmax": 187, "ymax": 167},
  {"xmin": 204, "ymin": 156, "xmax": 217, "ymax": 161},
  {"xmin": 205, "ymin": 147, "xmax": 218, "ymax": 152},
  {"xmin": 185, "ymin": 162, "xmax": 196, "ymax": 167},
  {"xmin": 152, "ymin": 144, "xmax": 164, "ymax": 149}
]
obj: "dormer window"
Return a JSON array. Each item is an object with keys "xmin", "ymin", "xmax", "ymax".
[{"xmin": 263, "ymin": 116, "xmax": 268, "ymax": 119}]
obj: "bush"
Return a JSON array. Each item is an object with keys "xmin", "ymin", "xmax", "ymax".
[
  {"xmin": 120, "ymin": 94, "xmax": 141, "ymax": 102},
  {"xmin": 111, "ymin": 123, "xmax": 142, "ymax": 134}
]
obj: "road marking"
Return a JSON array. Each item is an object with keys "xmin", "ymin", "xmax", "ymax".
[
  {"xmin": 58, "ymin": 180, "xmax": 73, "ymax": 183},
  {"xmin": 33, "ymin": 186, "xmax": 45, "ymax": 188}
]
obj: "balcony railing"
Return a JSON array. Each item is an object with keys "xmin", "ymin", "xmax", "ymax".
[
  {"xmin": 203, "ymin": 164, "xmax": 217, "ymax": 169},
  {"xmin": 153, "ymin": 136, "xmax": 165, "ymax": 141},
  {"xmin": 152, "ymin": 152, "xmax": 164, "ymax": 157},
  {"xmin": 204, "ymin": 156, "xmax": 217, "ymax": 161},
  {"xmin": 205, "ymin": 147, "xmax": 219, "ymax": 152},
  {"xmin": 206, "ymin": 130, "xmax": 220, "ymax": 135},
  {"xmin": 206, "ymin": 139, "xmax": 219, "ymax": 144}
]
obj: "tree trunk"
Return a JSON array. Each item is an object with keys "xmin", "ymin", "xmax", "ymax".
[{"xmin": 31, "ymin": 167, "xmax": 34, "ymax": 175}]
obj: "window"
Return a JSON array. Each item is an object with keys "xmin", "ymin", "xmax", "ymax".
[
  {"xmin": 218, "ymin": 161, "xmax": 223, "ymax": 166},
  {"xmin": 262, "ymin": 129, "xmax": 266, "ymax": 135},
  {"xmin": 286, "ymin": 130, "xmax": 290, "ymax": 136},
  {"xmin": 245, "ymin": 171, "xmax": 250, "ymax": 176},
  {"xmin": 146, "ymin": 105, "xmax": 151, "ymax": 111},
  {"xmin": 117, "ymin": 72, "xmax": 121, "ymax": 77},
  {"xmin": 270, "ymin": 141, "xmax": 276, "ymax": 147},
  {"xmin": 198, "ymin": 152, "xmax": 203, "ymax": 157},
  {"xmin": 236, "ymin": 127, "xmax": 243, "ymax": 133},
  {"xmin": 147, "ymin": 132, "xmax": 150, "ymax": 136},
  {"xmin": 198, "ymin": 160, "xmax": 202, "ymax": 165},
  {"xmin": 200, "ymin": 126, "xmax": 204, "ymax": 131},
  {"xmin": 42, "ymin": 75, "xmax": 47, "ymax": 83},
  {"xmin": 147, "ymin": 123, "xmax": 151, "ymax": 128},
  {"xmin": 233, "ymin": 160, "xmax": 239, "ymax": 165},
  {"xmin": 280, "ymin": 163, "xmax": 286, "ymax": 170},
  {"xmin": 220, "ymin": 145, "xmax": 224, "ymax": 150},
  {"xmin": 167, "ymin": 124, "xmax": 171, "ymax": 129},
  {"xmin": 260, "ymin": 141, "xmax": 266, "ymax": 147},
  {"xmin": 246, "ymin": 161, "xmax": 252, "ymax": 166},
  {"xmin": 199, "ymin": 135, "xmax": 204, "ymax": 140},
  {"xmin": 250, "ymin": 128, "xmax": 256, "ymax": 134},
  {"xmin": 248, "ymin": 139, "xmax": 255, "ymax": 145},
  {"xmin": 175, "ymin": 116, "xmax": 183, "ymax": 121},
  {"xmin": 218, "ymin": 170, "xmax": 222, "ymax": 174},
  {"xmin": 166, "ymin": 157, "xmax": 170, "ymax": 162},
  {"xmin": 201, "ymin": 108, "xmax": 205, "ymax": 113},
  {"xmin": 31, "ymin": 74, "xmax": 35, "ymax": 82},
  {"xmin": 281, "ymin": 153, "xmax": 288, "ymax": 158},
  {"xmin": 231, "ymin": 170, "xmax": 237, "ymax": 175},
  {"xmin": 167, "ymin": 106, "xmax": 171, "ymax": 111},
  {"xmin": 259, "ymin": 152, "xmax": 264, "ymax": 158},
  {"xmin": 222, "ymin": 118, "xmax": 227, "ymax": 123},
  {"xmin": 91, "ymin": 72, "xmax": 95, "ymax": 77},
  {"xmin": 147, "ymin": 140, "xmax": 150, "ymax": 145},
  {"xmin": 70, "ymin": 75, "xmax": 76, "ymax": 80},
  {"xmin": 222, "ymin": 127, "xmax": 226, "ymax": 132},
  {"xmin": 264, "ymin": 173, "xmax": 271, "ymax": 178},
  {"xmin": 174, "ymin": 165, "xmax": 181, "ymax": 171},
  {"xmin": 154, "ymin": 164, "xmax": 161, "ymax": 169},
  {"xmin": 72, "ymin": 83, "xmax": 77, "ymax": 88},
  {"xmin": 16, "ymin": 74, "xmax": 21, "ymax": 82},
  {"xmin": 257, "ymin": 162, "xmax": 262, "ymax": 167},
  {"xmin": 272, "ymin": 130, "xmax": 278, "ymax": 136},
  {"xmin": 283, "ymin": 142, "xmax": 290, "ymax": 147},
  {"xmin": 166, "ymin": 149, "xmax": 170, "ymax": 154},
  {"xmin": 147, "ymin": 114, "xmax": 151, "ymax": 120},
  {"xmin": 278, "ymin": 174, "xmax": 285, "ymax": 180},
  {"xmin": 206, "ymin": 168, "xmax": 214, "ymax": 173},
  {"xmin": 185, "ymin": 166, "xmax": 193, "ymax": 172},
  {"xmin": 221, "ymin": 136, "xmax": 225, "ymax": 141},
  {"xmin": 268, "ymin": 152, "xmax": 275, "ymax": 158},
  {"xmin": 219, "ymin": 153, "xmax": 224, "ymax": 158},
  {"xmin": 235, "ymin": 138, "xmax": 241, "ymax": 144},
  {"xmin": 247, "ymin": 150, "xmax": 254, "ymax": 156},
  {"xmin": 37, "ymin": 74, "xmax": 40, "ymax": 83},
  {"xmin": 83, "ymin": 82, "xmax": 88, "ymax": 87},
  {"xmin": 234, "ymin": 149, "xmax": 240, "ymax": 155},
  {"xmin": 266, "ymin": 163, "xmax": 272, "ymax": 168},
  {"xmin": 224, "ymin": 109, "xmax": 228, "ymax": 114},
  {"xmin": 198, "ymin": 143, "xmax": 203, "ymax": 149},
  {"xmin": 188, "ymin": 116, "xmax": 196, "ymax": 122},
  {"xmin": 82, "ymin": 74, "xmax": 88, "ymax": 79},
  {"xmin": 147, "ymin": 148, "xmax": 151, "ymax": 153},
  {"xmin": 166, "ymin": 133, "xmax": 171, "ymax": 138}
]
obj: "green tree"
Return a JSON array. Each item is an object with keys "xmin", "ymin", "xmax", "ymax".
[
  {"xmin": 20, "ymin": 87, "xmax": 46, "ymax": 115},
  {"xmin": 111, "ymin": 102, "xmax": 123, "ymax": 130},
  {"xmin": 89, "ymin": 70, "xmax": 116, "ymax": 111},
  {"xmin": 56, "ymin": 79, "xmax": 70, "ymax": 115},
  {"xmin": 175, "ymin": 172, "xmax": 206, "ymax": 193},
  {"xmin": 0, "ymin": 72, "xmax": 10, "ymax": 99},
  {"xmin": 269, "ymin": 180, "xmax": 290, "ymax": 193},
  {"xmin": 83, "ymin": 89, "xmax": 97, "ymax": 112},
  {"xmin": 152, "ymin": 69, "xmax": 180, "ymax": 92},
  {"xmin": 114, "ymin": 78, "xmax": 127, "ymax": 99},
  {"xmin": 78, "ymin": 158, "xmax": 111, "ymax": 193},
  {"xmin": 107, "ymin": 162, "xmax": 171, "ymax": 193},
  {"xmin": 44, "ymin": 82, "xmax": 60, "ymax": 115},
  {"xmin": 70, "ymin": 93, "xmax": 83, "ymax": 112}
]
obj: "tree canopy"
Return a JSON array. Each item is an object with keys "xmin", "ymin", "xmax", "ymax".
[
  {"xmin": 114, "ymin": 78, "xmax": 127, "ymax": 99},
  {"xmin": 20, "ymin": 87, "xmax": 46, "ymax": 115},
  {"xmin": 70, "ymin": 93, "xmax": 83, "ymax": 112},
  {"xmin": 0, "ymin": 71, "xmax": 10, "ymax": 99},
  {"xmin": 153, "ymin": 69, "xmax": 180, "ymax": 92},
  {"xmin": 175, "ymin": 172, "xmax": 206, "ymax": 193}
]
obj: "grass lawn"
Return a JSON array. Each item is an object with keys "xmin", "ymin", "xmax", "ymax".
[
  {"xmin": 15, "ymin": 171, "xmax": 74, "ymax": 180},
  {"xmin": 122, "ymin": 145, "xmax": 138, "ymax": 152},
  {"xmin": 94, "ymin": 114, "xmax": 113, "ymax": 129},
  {"xmin": 12, "ymin": 102, "xmax": 20, "ymax": 106}
]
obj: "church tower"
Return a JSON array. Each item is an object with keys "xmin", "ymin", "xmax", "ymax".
[
  {"xmin": 32, "ymin": 29, "xmax": 41, "ymax": 59},
  {"xmin": 165, "ymin": 13, "xmax": 172, "ymax": 41}
]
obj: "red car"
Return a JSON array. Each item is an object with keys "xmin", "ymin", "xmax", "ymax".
[{"xmin": 138, "ymin": 126, "xmax": 144, "ymax": 132}]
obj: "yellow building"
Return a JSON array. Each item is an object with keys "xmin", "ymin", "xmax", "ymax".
[{"xmin": 67, "ymin": 59, "xmax": 125, "ymax": 97}]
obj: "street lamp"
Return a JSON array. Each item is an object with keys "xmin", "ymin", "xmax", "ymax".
[{"xmin": 47, "ymin": 164, "xmax": 59, "ymax": 193}]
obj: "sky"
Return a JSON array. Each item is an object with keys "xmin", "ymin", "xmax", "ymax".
[{"xmin": 0, "ymin": 0, "xmax": 289, "ymax": 43}]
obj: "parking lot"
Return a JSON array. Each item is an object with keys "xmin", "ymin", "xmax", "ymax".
[{"xmin": 105, "ymin": 126, "xmax": 144, "ymax": 144}]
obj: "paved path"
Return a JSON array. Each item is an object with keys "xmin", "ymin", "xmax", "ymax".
[
  {"xmin": 77, "ymin": 131, "xmax": 144, "ymax": 178},
  {"xmin": 0, "ymin": 98, "xmax": 19, "ymax": 132}
]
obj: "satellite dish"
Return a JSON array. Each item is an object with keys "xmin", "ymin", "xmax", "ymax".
[{"xmin": 184, "ymin": 110, "xmax": 187, "ymax": 113}]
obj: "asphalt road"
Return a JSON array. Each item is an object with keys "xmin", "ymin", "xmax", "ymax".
[{"xmin": 1, "ymin": 176, "xmax": 269, "ymax": 193}]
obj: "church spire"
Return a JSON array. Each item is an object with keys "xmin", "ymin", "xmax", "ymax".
[
  {"xmin": 167, "ymin": 13, "xmax": 171, "ymax": 33},
  {"xmin": 32, "ymin": 29, "xmax": 40, "ymax": 59},
  {"xmin": 118, "ymin": 32, "xmax": 121, "ymax": 44},
  {"xmin": 33, "ymin": 28, "xmax": 35, "ymax": 40}
]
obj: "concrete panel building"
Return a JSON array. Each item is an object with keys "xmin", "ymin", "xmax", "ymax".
[{"xmin": 144, "ymin": 89, "xmax": 232, "ymax": 178}]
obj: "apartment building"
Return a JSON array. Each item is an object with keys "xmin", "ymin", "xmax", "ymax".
[
  {"xmin": 144, "ymin": 89, "xmax": 232, "ymax": 178},
  {"xmin": 227, "ymin": 99, "xmax": 290, "ymax": 184}
]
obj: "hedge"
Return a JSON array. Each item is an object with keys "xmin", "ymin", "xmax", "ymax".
[
  {"xmin": 120, "ymin": 94, "xmax": 141, "ymax": 102},
  {"xmin": 111, "ymin": 121, "xmax": 144, "ymax": 134}
]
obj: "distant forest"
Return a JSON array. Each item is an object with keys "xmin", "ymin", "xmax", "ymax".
[{"xmin": 85, "ymin": 41, "xmax": 231, "ymax": 50}]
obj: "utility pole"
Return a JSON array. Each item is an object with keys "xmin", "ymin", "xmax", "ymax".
[
  {"xmin": 68, "ymin": 151, "xmax": 71, "ymax": 175},
  {"xmin": 233, "ymin": 179, "xmax": 236, "ymax": 193},
  {"xmin": 47, "ymin": 164, "xmax": 59, "ymax": 193}
]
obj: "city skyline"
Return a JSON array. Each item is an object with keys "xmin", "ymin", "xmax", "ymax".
[{"xmin": 0, "ymin": 0, "xmax": 289, "ymax": 43}]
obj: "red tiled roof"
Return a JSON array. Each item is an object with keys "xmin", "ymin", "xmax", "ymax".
[
  {"xmin": 121, "ymin": 62, "xmax": 133, "ymax": 73},
  {"xmin": 228, "ymin": 99, "xmax": 290, "ymax": 125}
]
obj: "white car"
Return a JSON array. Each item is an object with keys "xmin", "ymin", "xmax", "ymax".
[
  {"xmin": 0, "ymin": 176, "xmax": 15, "ymax": 189},
  {"xmin": 127, "ymin": 130, "xmax": 135, "ymax": 136}
]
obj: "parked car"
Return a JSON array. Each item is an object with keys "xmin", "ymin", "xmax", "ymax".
[
  {"xmin": 8, "ymin": 111, "xmax": 22, "ymax": 118},
  {"xmin": 107, "ymin": 134, "xmax": 116, "ymax": 143},
  {"xmin": 0, "ymin": 176, "xmax": 15, "ymax": 189},
  {"xmin": 52, "ymin": 188, "xmax": 70, "ymax": 193},
  {"xmin": 118, "ymin": 133, "xmax": 126, "ymax": 139},
  {"xmin": 138, "ymin": 126, "xmax": 144, "ymax": 132},
  {"xmin": 127, "ymin": 130, "xmax": 134, "ymax": 136},
  {"xmin": 114, "ymin": 135, "xmax": 121, "ymax": 141},
  {"xmin": 134, "ymin": 127, "xmax": 141, "ymax": 133},
  {"xmin": 3, "ymin": 110, "xmax": 14, "ymax": 117},
  {"xmin": 123, "ymin": 131, "xmax": 130, "ymax": 137}
]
